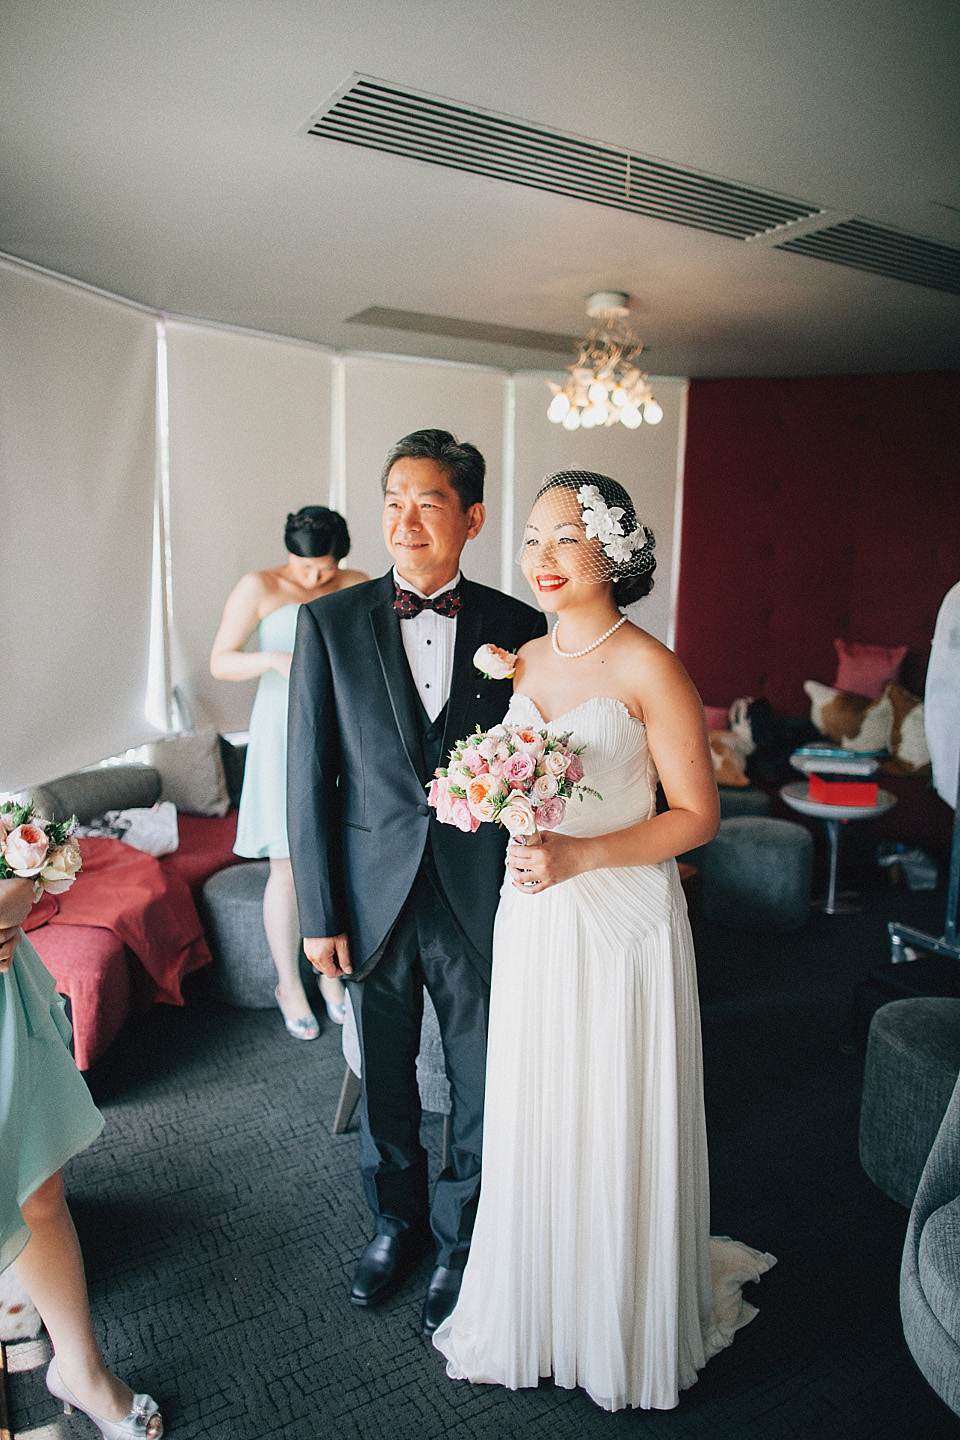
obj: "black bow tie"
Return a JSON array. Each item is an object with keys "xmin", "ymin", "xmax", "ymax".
[{"xmin": 393, "ymin": 581, "xmax": 463, "ymax": 619}]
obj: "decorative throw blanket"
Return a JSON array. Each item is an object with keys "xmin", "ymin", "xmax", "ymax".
[{"xmin": 23, "ymin": 836, "xmax": 211, "ymax": 1006}]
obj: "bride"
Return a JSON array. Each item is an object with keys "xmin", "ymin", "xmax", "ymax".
[{"xmin": 432, "ymin": 470, "xmax": 775, "ymax": 1412}]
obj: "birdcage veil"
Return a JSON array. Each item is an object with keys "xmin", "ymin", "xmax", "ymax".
[{"xmin": 518, "ymin": 470, "xmax": 656, "ymax": 588}]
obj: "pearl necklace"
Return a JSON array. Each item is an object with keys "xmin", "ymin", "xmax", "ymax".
[{"xmin": 551, "ymin": 614, "xmax": 627, "ymax": 658}]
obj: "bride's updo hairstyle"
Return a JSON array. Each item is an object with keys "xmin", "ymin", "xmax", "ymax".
[
  {"xmin": 531, "ymin": 471, "xmax": 656, "ymax": 606},
  {"xmin": 284, "ymin": 506, "xmax": 351, "ymax": 561}
]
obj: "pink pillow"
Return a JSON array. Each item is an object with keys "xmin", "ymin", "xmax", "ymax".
[
  {"xmin": 703, "ymin": 705, "xmax": 730, "ymax": 730},
  {"xmin": 833, "ymin": 639, "xmax": 907, "ymax": 700}
]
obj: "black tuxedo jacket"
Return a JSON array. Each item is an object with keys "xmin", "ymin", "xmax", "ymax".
[{"xmin": 287, "ymin": 571, "xmax": 546, "ymax": 979}]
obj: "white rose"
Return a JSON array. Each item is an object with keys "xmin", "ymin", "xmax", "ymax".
[
  {"xmin": 38, "ymin": 840, "xmax": 83, "ymax": 895},
  {"xmin": 532, "ymin": 773, "xmax": 558, "ymax": 802},
  {"xmin": 473, "ymin": 644, "xmax": 517, "ymax": 681},
  {"xmin": 542, "ymin": 749, "xmax": 570, "ymax": 777},
  {"xmin": 500, "ymin": 793, "xmax": 537, "ymax": 838}
]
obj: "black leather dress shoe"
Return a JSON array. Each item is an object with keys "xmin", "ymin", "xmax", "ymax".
[
  {"xmin": 350, "ymin": 1231, "xmax": 428, "ymax": 1308},
  {"xmin": 421, "ymin": 1264, "xmax": 464, "ymax": 1337}
]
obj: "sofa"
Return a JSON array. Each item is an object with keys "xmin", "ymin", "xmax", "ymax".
[{"xmin": 24, "ymin": 731, "xmax": 249, "ymax": 1069}]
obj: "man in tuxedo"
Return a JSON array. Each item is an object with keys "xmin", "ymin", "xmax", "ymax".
[{"xmin": 287, "ymin": 429, "xmax": 545, "ymax": 1335}]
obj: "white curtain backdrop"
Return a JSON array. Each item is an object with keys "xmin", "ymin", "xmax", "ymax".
[
  {"xmin": 165, "ymin": 322, "xmax": 334, "ymax": 732},
  {"xmin": 512, "ymin": 374, "xmax": 688, "ymax": 644},
  {"xmin": 0, "ymin": 261, "xmax": 158, "ymax": 792},
  {"xmin": 342, "ymin": 356, "xmax": 507, "ymax": 588}
]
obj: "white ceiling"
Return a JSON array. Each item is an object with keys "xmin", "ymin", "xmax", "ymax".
[{"xmin": 2, "ymin": 0, "xmax": 958, "ymax": 378}]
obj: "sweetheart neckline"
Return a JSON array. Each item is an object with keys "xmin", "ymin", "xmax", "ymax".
[{"xmin": 512, "ymin": 693, "xmax": 645, "ymax": 730}]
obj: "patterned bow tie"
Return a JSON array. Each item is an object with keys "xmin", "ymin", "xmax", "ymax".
[{"xmin": 393, "ymin": 581, "xmax": 462, "ymax": 619}]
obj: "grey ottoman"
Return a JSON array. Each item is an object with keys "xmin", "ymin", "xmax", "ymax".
[
  {"xmin": 860, "ymin": 998, "xmax": 960, "ymax": 1207},
  {"xmin": 700, "ymin": 816, "xmax": 813, "ymax": 931},
  {"xmin": 201, "ymin": 861, "xmax": 290, "ymax": 1008},
  {"xmin": 719, "ymin": 785, "xmax": 772, "ymax": 820}
]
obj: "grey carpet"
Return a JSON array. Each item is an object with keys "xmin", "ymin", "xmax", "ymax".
[{"xmin": 7, "ymin": 873, "xmax": 960, "ymax": 1439}]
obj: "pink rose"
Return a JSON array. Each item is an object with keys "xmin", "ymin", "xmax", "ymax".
[
  {"xmin": 534, "ymin": 797, "xmax": 567, "ymax": 830},
  {"xmin": 542, "ymin": 749, "xmax": 570, "ymax": 778},
  {"xmin": 449, "ymin": 797, "xmax": 481, "ymax": 833},
  {"xmin": 532, "ymin": 772, "xmax": 558, "ymax": 802},
  {"xmin": 503, "ymin": 751, "xmax": 536, "ymax": 789},
  {"xmin": 461, "ymin": 746, "xmax": 488, "ymax": 776},
  {"xmin": 477, "ymin": 726, "xmax": 506, "ymax": 761},
  {"xmin": 4, "ymin": 822, "xmax": 49, "ymax": 877},
  {"xmin": 510, "ymin": 727, "xmax": 546, "ymax": 761},
  {"xmin": 500, "ymin": 793, "xmax": 537, "ymax": 838},
  {"xmin": 473, "ymin": 644, "xmax": 517, "ymax": 681},
  {"xmin": 565, "ymin": 753, "xmax": 585, "ymax": 783}
]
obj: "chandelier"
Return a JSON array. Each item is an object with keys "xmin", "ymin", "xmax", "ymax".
[{"xmin": 546, "ymin": 292, "xmax": 663, "ymax": 431}]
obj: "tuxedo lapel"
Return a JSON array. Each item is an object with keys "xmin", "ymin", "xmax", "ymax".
[
  {"xmin": 369, "ymin": 578, "xmax": 425, "ymax": 783},
  {"xmin": 441, "ymin": 580, "xmax": 485, "ymax": 760}
]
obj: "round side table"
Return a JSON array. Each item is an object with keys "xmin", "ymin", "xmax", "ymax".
[{"xmin": 779, "ymin": 781, "xmax": 897, "ymax": 914}]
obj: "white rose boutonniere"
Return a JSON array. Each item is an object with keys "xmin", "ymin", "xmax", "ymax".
[{"xmin": 473, "ymin": 644, "xmax": 517, "ymax": 681}]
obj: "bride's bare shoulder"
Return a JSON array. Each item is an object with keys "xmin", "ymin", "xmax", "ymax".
[{"xmin": 621, "ymin": 622, "xmax": 701, "ymax": 704}]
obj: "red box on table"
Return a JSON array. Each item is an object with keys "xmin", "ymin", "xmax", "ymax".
[{"xmin": 808, "ymin": 772, "xmax": 879, "ymax": 807}]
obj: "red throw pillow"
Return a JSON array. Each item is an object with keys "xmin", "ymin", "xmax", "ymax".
[{"xmin": 833, "ymin": 639, "xmax": 907, "ymax": 701}]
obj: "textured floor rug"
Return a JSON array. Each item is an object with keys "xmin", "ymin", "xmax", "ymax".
[{"xmin": 7, "ymin": 872, "xmax": 959, "ymax": 1439}]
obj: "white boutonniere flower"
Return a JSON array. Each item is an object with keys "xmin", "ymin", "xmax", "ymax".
[{"xmin": 473, "ymin": 644, "xmax": 517, "ymax": 680}]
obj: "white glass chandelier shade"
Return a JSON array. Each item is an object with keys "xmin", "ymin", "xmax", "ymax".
[{"xmin": 547, "ymin": 297, "xmax": 662, "ymax": 431}]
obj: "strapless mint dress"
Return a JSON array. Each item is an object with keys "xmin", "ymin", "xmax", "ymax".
[
  {"xmin": 1, "ymin": 937, "xmax": 104, "ymax": 1273},
  {"xmin": 234, "ymin": 603, "xmax": 300, "ymax": 860}
]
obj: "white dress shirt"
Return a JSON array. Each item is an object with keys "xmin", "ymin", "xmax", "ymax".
[{"xmin": 393, "ymin": 567, "xmax": 460, "ymax": 723}]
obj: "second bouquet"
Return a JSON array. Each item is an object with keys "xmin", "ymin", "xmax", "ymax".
[{"xmin": 427, "ymin": 722, "xmax": 598, "ymax": 839}]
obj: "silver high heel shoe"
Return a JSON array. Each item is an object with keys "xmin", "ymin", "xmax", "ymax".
[
  {"xmin": 46, "ymin": 1356, "xmax": 163, "ymax": 1439},
  {"xmin": 274, "ymin": 985, "xmax": 320, "ymax": 1040}
]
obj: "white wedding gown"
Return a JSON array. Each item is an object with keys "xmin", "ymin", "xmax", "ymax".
[{"xmin": 433, "ymin": 694, "xmax": 775, "ymax": 1412}]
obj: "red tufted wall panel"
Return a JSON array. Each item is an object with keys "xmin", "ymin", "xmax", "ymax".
[{"xmin": 674, "ymin": 372, "xmax": 960, "ymax": 716}]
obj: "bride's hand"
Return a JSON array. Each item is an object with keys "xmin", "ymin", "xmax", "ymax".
[{"xmin": 507, "ymin": 831, "xmax": 585, "ymax": 893}]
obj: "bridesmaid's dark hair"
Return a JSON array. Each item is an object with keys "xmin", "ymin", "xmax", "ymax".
[{"xmin": 284, "ymin": 506, "xmax": 350, "ymax": 561}]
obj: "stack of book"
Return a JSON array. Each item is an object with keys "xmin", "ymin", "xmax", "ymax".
[{"xmin": 790, "ymin": 745, "xmax": 881, "ymax": 806}]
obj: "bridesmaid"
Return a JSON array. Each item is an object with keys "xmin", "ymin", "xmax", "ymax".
[
  {"xmin": 1, "ymin": 877, "xmax": 163, "ymax": 1438},
  {"xmin": 211, "ymin": 507, "xmax": 367, "ymax": 1039}
]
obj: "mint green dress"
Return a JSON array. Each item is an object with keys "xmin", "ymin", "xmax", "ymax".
[
  {"xmin": 233, "ymin": 603, "xmax": 300, "ymax": 860},
  {"xmin": 0, "ymin": 937, "xmax": 104, "ymax": 1273}
]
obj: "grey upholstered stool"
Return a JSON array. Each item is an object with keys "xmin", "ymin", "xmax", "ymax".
[
  {"xmin": 334, "ymin": 987, "xmax": 452, "ymax": 1169},
  {"xmin": 901, "ymin": 1069, "xmax": 960, "ymax": 1417},
  {"xmin": 718, "ymin": 785, "xmax": 772, "ymax": 820},
  {"xmin": 201, "ymin": 861, "xmax": 282, "ymax": 1007},
  {"xmin": 699, "ymin": 816, "xmax": 813, "ymax": 931},
  {"xmin": 859, "ymin": 998, "xmax": 960, "ymax": 1207}
]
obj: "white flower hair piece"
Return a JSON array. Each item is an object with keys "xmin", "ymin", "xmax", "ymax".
[{"xmin": 577, "ymin": 484, "xmax": 648, "ymax": 565}]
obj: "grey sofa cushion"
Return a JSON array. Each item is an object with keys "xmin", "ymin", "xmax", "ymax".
[
  {"xmin": 31, "ymin": 764, "xmax": 162, "ymax": 825},
  {"xmin": 918, "ymin": 1195, "xmax": 960, "ymax": 1345},
  {"xmin": 145, "ymin": 726, "xmax": 230, "ymax": 817}
]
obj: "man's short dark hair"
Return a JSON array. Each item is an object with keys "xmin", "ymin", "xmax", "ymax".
[{"xmin": 380, "ymin": 429, "xmax": 485, "ymax": 511}]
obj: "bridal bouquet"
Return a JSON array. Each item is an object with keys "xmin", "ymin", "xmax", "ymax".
[
  {"xmin": 0, "ymin": 800, "xmax": 82, "ymax": 897},
  {"xmin": 427, "ymin": 722, "xmax": 596, "ymax": 837}
]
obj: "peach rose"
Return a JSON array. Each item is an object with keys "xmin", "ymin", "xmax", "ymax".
[
  {"xmin": 500, "ymin": 793, "xmax": 537, "ymax": 838},
  {"xmin": 510, "ymin": 728, "xmax": 546, "ymax": 761},
  {"xmin": 473, "ymin": 644, "xmax": 517, "ymax": 681},
  {"xmin": 542, "ymin": 749, "xmax": 570, "ymax": 778},
  {"xmin": 3, "ymin": 823, "xmax": 49, "ymax": 877},
  {"xmin": 466, "ymin": 772, "xmax": 506, "ymax": 822},
  {"xmin": 38, "ymin": 840, "xmax": 83, "ymax": 895}
]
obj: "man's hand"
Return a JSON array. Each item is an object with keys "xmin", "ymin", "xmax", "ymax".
[{"xmin": 303, "ymin": 933, "xmax": 353, "ymax": 978}]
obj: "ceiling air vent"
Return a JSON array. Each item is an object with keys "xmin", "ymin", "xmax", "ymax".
[
  {"xmin": 776, "ymin": 219, "xmax": 960, "ymax": 295},
  {"xmin": 307, "ymin": 75, "xmax": 822, "ymax": 242}
]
